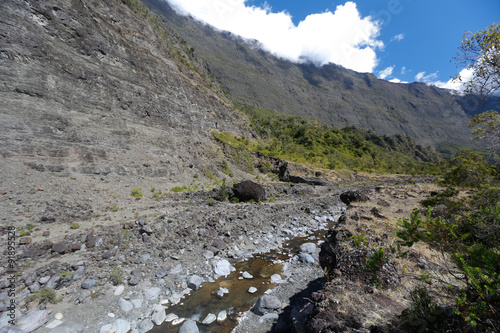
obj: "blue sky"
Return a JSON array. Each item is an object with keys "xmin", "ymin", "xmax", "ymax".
[{"xmin": 166, "ymin": 0, "xmax": 499, "ymax": 89}]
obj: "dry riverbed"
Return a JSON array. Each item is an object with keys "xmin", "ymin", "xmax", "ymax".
[{"xmin": 0, "ymin": 160, "xmax": 440, "ymax": 333}]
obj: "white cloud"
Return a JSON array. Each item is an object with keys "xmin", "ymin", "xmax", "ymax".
[
  {"xmin": 165, "ymin": 0, "xmax": 384, "ymax": 73},
  {"xmin": 387, "ymin": 77, "xmax": 408, "ymax": 84},
  {"xmin": 432, "ymin": 68, "xmax": 474, "ymax": 91},
  {"xmin": 378, "ymin": 66, "xmax": 394, "ymax": 79},
  {"xmin": 415, "ymin": 71, "xmax": 439, "ymax": 82},
  {"xmin": 391, "ymin": 33, "xmax": 404, "ymax": 42}
]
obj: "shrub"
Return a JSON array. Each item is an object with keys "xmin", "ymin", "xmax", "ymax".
[
  {"xmin": 399, "ymin": 286, "xmax": 450, "ymax": 332},
  {"xmin": 110, "ymin": 266, "xmax": 124, "ymax": 286},
  {"xmin": 26, "ymin": 289, "xmax": 59, "ymax": 304},
  {"xmin": 131, "ymin": 187, "xmax": 143, "ymax": 197},
  {"xmin": 441, "ymin": 150, "xmax": 493, "ymax": 188}
]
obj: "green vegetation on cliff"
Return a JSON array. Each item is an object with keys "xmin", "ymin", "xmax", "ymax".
[{"xmin": 215, "ymin": 103, "xmax": 441, "ymax": 175}]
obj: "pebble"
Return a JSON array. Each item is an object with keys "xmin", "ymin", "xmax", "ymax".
[
  {"xmin": 299, "ymin": 243, "xmax": 316, "ymax": 254},
  {"xmin": 99, "ymin": 324, "xmax": 113, "ymax": 333},
  {"xmin": 151, "ymin": 304, "xmax": 166, "ymax": 325},
  {"xmin": 216, "ymin": 287, "xmax": 229, "ymax": 297},
  {"xmin": 118, "ymin": 298, "xmax": 133, "ymax": 312},
  {"xmin": 81, "ymin": 279, "xmax": 96, "ymax": 289},
  {"xmin": 108, "ymin": 313, "xmax": 116, "ymax": 318},
  {"xmin": 172, "ymin": 317, "xmax": 186, "ymax": 326},
  {"xmin": 242, "ymin": 271, "xmax": 253, "ymax": 279},
  {"xmin": 270, "ymin": 274, "xmax": 282, "ymax": 283},
  {"xmin": 248, "ymin": 287, "xmax": 257, "ymax": 294},
  {"xmin": 217, "ymin": 310, "xmax": 227, "ymax": 322},
  {"xmin": 45, "ymin": 320, "xmax": 63, "ymax": 329},
  {"xmin": 139, "ymin": 254, "xmax": 150, "ymax": 263},
  {"xmin": 213, "ymin": 259, "xmax": 234, "ymax": 278},
  {"xmin": 202, "ymin": 313, "xmax": 216, "ymax": 324},
  {"xmin": 47, "ymin": 321, "xmax": 85, "ymax": 332},
  {"xmin": 187, "ymin": 275, "xmax": 203, "ymax": 290},
  {"xmin": 259, "ymin": 313, "xmax": 279, "ymax": 323},
  {"xmin": 114, "ymin": 285, "xmax": 125, "ymax": 296},
  {"xmin": 131, "ymin": 299, "xmax": 143, "ymax": 308},
  {"xmin": 299, "ymin": 253, "xmax": 315, "ymax": 265},
  {"xmin": 178, "ymin": 319, "xmax": 199, "ymax": 333},
  {"xmin": 137, "ymin": 319, "xmax": 153, "ymax": 332},
  {"xmin": 144, "ymin": 287, "xmax": 161, "ymax": 300},
  {"xmin": 165, "ymin": 313, "xmax": 178, "ymax": 322},
  {"xmin": 111, "ymin": 319, "xmax": 130, "ymax": 333},
  {"xmin": 39, "ymin": 276, "xmax": 51, "ymax": 284},
  {"xmin": 54, "ymin": 313, "xmax": 63, "ymax": 320}
]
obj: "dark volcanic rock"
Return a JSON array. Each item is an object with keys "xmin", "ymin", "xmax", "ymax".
[
  {"xmin": 232, "ymin": 180, "xmax": 266, "ymax": 202},
  {"xmin": 339, "ymin": 190, "xmax": 369, "ymax": 205}
]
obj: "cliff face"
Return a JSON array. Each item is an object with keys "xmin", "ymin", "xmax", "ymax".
[
  {"xmin": 143, "ymin": 0, "xmax": 473, "ymax": 148},
  {"xmin": 0, "ymin": 0, "xmax": 249, "ymax": 181}
]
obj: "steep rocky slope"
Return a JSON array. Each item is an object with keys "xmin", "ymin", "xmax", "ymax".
[
  {"xmin": 143, "ymin": 0, "xmax": 473, "ymax": 148},
  {"xmin": 0, "ymin": 0, "xmax": 250, "ymax": 184}
]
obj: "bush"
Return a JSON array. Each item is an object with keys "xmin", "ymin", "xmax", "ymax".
[
  {"xmin": 110, "ymin": 266, "xmax": 124, "ymax": 286},
  {"xmin": 441, "ymin": 150, "xmax": 493, "ymax": 188},
  {"xmin": 399, "ymin": 287, "xmax": 451, "ymax": 332},
  {"xmin": 26, "ymin": 289, "xmax": 59, "ymax": 304},
  {"xmin": 131, "ymin": 187, "xmax": 143, "ymax": 197}
]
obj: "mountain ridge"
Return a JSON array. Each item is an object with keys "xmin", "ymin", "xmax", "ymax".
[{"xmin": 143, "ymin": 0, "xmax": 475, "ymax": 148}]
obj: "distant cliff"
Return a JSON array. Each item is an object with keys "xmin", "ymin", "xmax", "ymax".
[{"xmin": 143, "ymin": 0, "xmax": 474, "ymax": 148}]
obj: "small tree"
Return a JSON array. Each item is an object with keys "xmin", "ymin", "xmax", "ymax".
[
  {"xmin": 453, "ymin": 23, "xmax": 500, "ymax": 107},
  {"xmin": 469, "ymin": 110, "xmax": 500, "ymax": 160}
]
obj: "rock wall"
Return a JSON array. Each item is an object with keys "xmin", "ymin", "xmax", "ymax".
[{"xmin": 0, "ymin": 0, "xmax": 250, "ymax": 181}]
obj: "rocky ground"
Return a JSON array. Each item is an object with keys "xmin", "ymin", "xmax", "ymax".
[{"xmin": 0, "ymin": 154, "xmax": 449, "ymax": 333}]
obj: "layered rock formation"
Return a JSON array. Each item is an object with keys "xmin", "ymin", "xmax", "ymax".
[{"xmin": 0, "ymin": 0, "xmax": 249, "ymax": 181}]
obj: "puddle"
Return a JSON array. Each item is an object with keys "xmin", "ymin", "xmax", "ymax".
[{"xmin": 151, "ymin": 219, "xmax": 337, "ymax": 333}]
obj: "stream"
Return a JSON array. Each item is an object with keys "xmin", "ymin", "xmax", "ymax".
[{"xmin": 150, "ymin": 211, "xmax": 342, "ymax": 333}]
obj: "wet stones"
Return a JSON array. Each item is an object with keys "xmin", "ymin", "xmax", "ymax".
[
  {"xmin": 213, "ymin": 259, "xmax": 234, "ymax": 278},
  {"xmin": 179, "ymin": 319, "xmax": 199, "ymax": 333},
  {"xmin": 151, "ymin": 304, "xmax": 166, "ymax": 325},
  {"xmin": 187, "ymin": 275, "xmax": 203, "ymax": 290}
]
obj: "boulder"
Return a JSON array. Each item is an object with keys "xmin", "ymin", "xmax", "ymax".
[
  {"xmin": 340, "ymin": 190, "xmax": 369, "ymax": 205},
  {"xmin": 253, "ymin": 295, "xmax": 282, "ymax": 315},
  {"xmin": 17, "ymin": 309, "xmax": 49, "ymax": 332},
  {"xmin": 232, "ymin": 180, "xmax": 266, "ymax": 202}
]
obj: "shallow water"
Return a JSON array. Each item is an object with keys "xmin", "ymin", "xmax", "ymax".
[{"xmin": 151, "ymin": 226, "xmax": 333, "ymax": 333}]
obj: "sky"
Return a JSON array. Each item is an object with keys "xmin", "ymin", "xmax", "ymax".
[{"xmin": 165, "ymin": 0, "xmax": 499, "ymax": 90}]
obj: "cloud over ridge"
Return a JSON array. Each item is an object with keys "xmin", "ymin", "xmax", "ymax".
[{"xmin": 165, "ymin": 0, "xmax": 384, "ymax": 73}]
